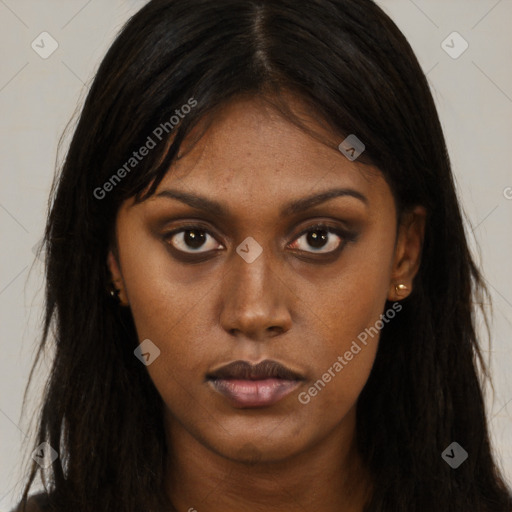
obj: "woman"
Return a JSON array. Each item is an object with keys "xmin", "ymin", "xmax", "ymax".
[{"xmin": 13, "ymin": 0, "xmax": 512, "ymax": 511}]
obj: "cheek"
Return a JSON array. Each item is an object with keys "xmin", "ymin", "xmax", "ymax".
[
  {"xmin": 128, "ymin": 289, "xmax": 216, "ymax": 414},
  {"xmin": 124, "ymin": 266, "xmax": 215, "ymax": 378},
  {"xmin": 296, "ymin": 292, "xmax": 382, "ymax": 416},
  {"xmin": 117, "ymin": 220, "xmax": 209, "ymax": 337},
  {"xmin": 115, "ymin": 228, "xmax": 217, "ymax": 399},
  {"xmin": 296, "ymin": 226, "xmax": 396, "ymax": 408}
]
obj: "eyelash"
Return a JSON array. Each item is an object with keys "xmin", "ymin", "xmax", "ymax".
[{"xmin": 163, "ymin": 222, "xmax": 357, "ymax": 260}]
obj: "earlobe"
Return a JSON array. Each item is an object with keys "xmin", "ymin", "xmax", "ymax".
[
  {"xmin": 387, "ymin": 205, "xmax": 427, "ymax": 301},
  {"xmin": 107, "ymin": 249, "xmax": 129, "ymax": 306}
]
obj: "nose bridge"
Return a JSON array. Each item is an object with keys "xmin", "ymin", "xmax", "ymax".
[
  {"xmin": 228, "ymin": 241, "xmax": 277, "ymax": 310},
  {"xmin": 220, "ymin": 239, "xmax": 291, "ymax": 337}
]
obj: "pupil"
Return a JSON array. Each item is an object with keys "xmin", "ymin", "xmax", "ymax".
[
  {"xmin": 183, "ymin": 229, "xmax": 329, "ymax": 250},
  {"xmin": 184, "ymin": 230, "xmax": 206, "ymax": 248},
  {"xmin": 307, "ymin": 230, "xmax": 328, "ymax": 248}
]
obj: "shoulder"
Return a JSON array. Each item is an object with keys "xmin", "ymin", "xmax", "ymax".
[{"xmin": 9, "ymin": 492, "xmax": 52, "ymax": 512}]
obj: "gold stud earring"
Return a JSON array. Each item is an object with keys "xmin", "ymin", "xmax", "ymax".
[
  {"xmin": 395, "ymin": 283, "xmax": 408, "ymax": 295},
  {"xmin": 109, "ymin": 282, "xmax": 121, "ymax": 301}
]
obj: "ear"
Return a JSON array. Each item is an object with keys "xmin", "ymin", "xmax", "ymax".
[
  {"xmin": 387, "ymin": 205, "xmax": 426, "ymax": 301},
  {"xmin": 107, "ymin": 249, "xmax": 129, "ymax": 306}
]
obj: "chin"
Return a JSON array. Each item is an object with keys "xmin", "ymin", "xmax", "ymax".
[{"xmin": 204, "ymin": 426, "xmax": 308, "ymax": 464}]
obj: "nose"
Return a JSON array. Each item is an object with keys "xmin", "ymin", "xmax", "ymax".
[{"xmin": 219, "ymin": 243, "xmax": 293, "ymax": 341}]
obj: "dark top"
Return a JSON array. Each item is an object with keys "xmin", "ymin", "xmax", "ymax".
[{"xmin": 10, "ymin": 492, "xmax": 51, "ymax": 512}]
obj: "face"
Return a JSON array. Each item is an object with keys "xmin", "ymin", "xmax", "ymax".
[{"xmin": 108, "ymin": 94, "xmax": 424, "ymax": 464}]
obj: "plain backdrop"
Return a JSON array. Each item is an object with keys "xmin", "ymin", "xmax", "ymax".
[{"xmin": 1, "ymin": 0, "xmax": 511, "ymax": 509}]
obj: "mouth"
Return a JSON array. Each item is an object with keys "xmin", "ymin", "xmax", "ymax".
[{"xmin": 206, "ymin": 359, "xmax": 305, "ymax": 409}]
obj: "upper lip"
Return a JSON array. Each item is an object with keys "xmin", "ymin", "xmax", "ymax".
[{"xmin": 206, "ymin": 359, "xmax": 305, "ymax": 381}]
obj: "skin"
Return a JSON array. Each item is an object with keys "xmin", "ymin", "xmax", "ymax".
[{"xmin": 108, "ymin": 94, "xmax": 426, "ymax": 512}]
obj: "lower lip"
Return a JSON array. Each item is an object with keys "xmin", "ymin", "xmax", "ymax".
[{"xmin": 208, "ymin": 378, "xmax": 301, "ymax": 408}]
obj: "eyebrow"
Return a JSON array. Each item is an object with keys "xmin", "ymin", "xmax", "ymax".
[{"xmin": 154, "ymin": 187, "xmax": 368, "ymax": 217}]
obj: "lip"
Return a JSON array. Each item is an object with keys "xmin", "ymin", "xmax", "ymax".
[
  {"xmin": 208, "ymin": 378, "xmax": 301, "ymax": 408},
  {"xmin": 206, "ymin": 359, "xmax": 305, "ymax": 408}
]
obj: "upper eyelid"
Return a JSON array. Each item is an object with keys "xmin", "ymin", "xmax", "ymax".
[
  {"xmin": 294, "ymin": 223, "xmax": 344, "ymax": 237},
  {"xmin": 165, "ymin": 222, "xmax": 344, "ymax": 238}
]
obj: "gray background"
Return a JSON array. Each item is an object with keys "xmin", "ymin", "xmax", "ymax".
[{"xmin": 1, "ymin": 0, "xmax": 511, "ymax": 509}]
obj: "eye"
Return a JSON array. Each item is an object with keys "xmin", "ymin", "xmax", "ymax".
[
  {"xmin": 288, "ymin": 224, "xmax": 347, "ymax": 254},
  {"xmin": 163, "ymin": 222, "xmax": 354, "ymax": 258},
  {"xmin": 164, "ymin": 226, "xmax": 223, "ymax": 254}
]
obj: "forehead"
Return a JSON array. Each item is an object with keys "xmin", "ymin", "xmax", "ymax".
[
  {"xmin": 166, "ymin": 96, "xmax": 380, "ymax": 188},
  {"xmin": 126, "ymin": 95, "xmax": 393, "ymax": 220}
]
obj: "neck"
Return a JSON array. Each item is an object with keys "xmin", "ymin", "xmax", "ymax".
[{"xmin": 164, "ymin": 406, "xmax": 372, "ymax": 512}]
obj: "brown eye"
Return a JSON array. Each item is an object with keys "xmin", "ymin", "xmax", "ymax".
[
  {"xmin": 166, "ymin": 228, "xmax": 222, "ymax": 254},
  {"xmin": 289, "ymin": 225, "xmax": 345, "ymax": 254}
]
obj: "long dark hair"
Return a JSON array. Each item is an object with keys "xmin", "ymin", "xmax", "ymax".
[{"xmin": 16, "ymin": 0, "xmax": 511, "ymax": 510}]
